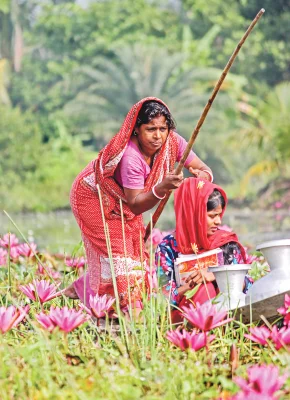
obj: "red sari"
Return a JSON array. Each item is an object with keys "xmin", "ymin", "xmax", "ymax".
[
  {"xmin": 172, "ymin": 178, "xmax": 245, "ymax": 320},
  {"xmin": 70, "ymin": 97, "xmax": 179, "ymax": 308}
]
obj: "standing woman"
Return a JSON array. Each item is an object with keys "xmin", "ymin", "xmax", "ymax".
[{"xmin": 66, "ymin": 97, "xmax": 213, "ymax": 317}]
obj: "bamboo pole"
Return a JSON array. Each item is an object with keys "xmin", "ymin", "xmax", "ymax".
[{"xmin": 144, "ymin": 8, "xmax": 265, "ymax": 242}]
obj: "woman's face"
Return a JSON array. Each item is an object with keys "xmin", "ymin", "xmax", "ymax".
[
  {"xmin": 207, "ymin": 204, "xmax": 223, "ymax": 236},
  {"xmin": 135, "ymin": 115, "xmax": 169, "ymax": 156}
]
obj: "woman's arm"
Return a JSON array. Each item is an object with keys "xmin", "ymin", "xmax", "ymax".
[
  {"xmin": 175, "ymin": 133, "xmax": 213, "ymax": 182},
  {"xmin": 186, "ymin": 155, "xmax": 214, "ymax": 182},
  {"xmin": 124, "ymin": 170, "xmax": 183, "ymax": 215},
  {"xmin": 124, "ymin": 156, "xmax": 212, "ymax": 214}
]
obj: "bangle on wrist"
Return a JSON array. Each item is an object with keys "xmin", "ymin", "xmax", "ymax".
[
  {"xmin": 152, "ymin": 184, "xmax": 166, "ymax": 200},
  {"xmin": 203, "ymin": 169, "xmax": 214, "ymax": 182}
]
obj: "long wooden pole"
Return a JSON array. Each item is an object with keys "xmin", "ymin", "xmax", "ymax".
[{"xmin": 144, "ymin": 8, "xmax": 265, "ymax": 242}]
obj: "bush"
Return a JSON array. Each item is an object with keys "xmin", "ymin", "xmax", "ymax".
[{"xmin": 0, "ymin": 106, "xmax": 95, "ymax": 212}]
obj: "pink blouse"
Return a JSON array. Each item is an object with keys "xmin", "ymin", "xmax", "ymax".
[{"xmin": 114, "ymin": 132, "xmax": 195, "ymax": 189}]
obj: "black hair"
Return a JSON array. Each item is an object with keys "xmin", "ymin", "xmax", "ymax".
[
  {"xmin": 207, "ymin": 189, "xmax": 225, "ymax": 212},
  {"xmin": 207, "ymin": 189, "xmax": 233, "ymax": 265},
  {"xmin": 135, "ymin": 101, "xmax": 176, "ymax": 130},
  {"xmin": 221, "ymin": 242, "xmax": 240, "ymax": 265}
]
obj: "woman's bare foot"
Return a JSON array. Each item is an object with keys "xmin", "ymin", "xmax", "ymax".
[{"xmin": 63, "ymin": 284, "xmax": 79, "ymax": 299}]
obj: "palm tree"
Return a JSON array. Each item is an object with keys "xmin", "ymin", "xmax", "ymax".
[
  {"xmin": 238, "ymin": 82, "xmax": 290, "ymax": 200},
  {"xmin": 64, "ymin": 44, "xmax": 237, "ymax": 139}
]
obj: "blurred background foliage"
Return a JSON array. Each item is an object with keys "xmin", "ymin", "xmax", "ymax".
[{"xmin": 1, "ymin": 0, "xmax": 290, "ymax": 212}]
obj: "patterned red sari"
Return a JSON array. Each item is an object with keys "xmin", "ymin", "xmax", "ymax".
[{"xmin": 70, "ymin": 97, "xmax": 179, "ymax": 308}]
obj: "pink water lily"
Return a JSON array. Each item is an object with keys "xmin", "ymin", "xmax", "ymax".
[
  {"xmin": 274, "ymin": 201, "xmax": 283, "ymax": 209},
  {"xmin": 0, "ymin": 305, "xmax": 29, "ymax": 334},
  {"xmin": 17, "ymin": 242, "xmax": 37, "ymax": 258},
  {"xmin": 244, "ymin": 326, "xmax": 271, "ymax": 346},
  {"xmin": 0, "ymin": 234, "xmax": 20, "ymax": 259},
  {"xmin": 10, "ymin": 246, "xmax": 20, "ymax": 260},
  {"xmin": 0, "ymin": 248, "xmax": 7, "ymax": 266},
  {"xmin": 36, "ymin": 264, "xmax": 62, "ymax": 280},
  {"xmin": 166, "ymin": 329, "xmax": 215, "ymax": 352},
  {"xmin": 244, "ymin": 253, "xmax": 259, "ymax": 264},
  {"xmin": 89, "ymin": 293, "xmax": 115, "ymax": 319},
  {"xmin": 149, "ymin": 228, "xmax": 164, "ymax": 247},
  {"xmin": 36, "ymin": 306, "xmax": 90, "ymax": 333},
  {"xmin": 65, "ymin": 256, "xmax": 86, "ymax": 268},
  {"xmin": 35, "ymin": 312, "xmax": 56, "ymax": 332},
  {"xmin": 270, "ymin": 325, "xmax": 290, "ymax": 350},
  {"xmin": 145, "ymin": 265, "xmax": 159, "ymax": 291},
  {"xmin": 234, "ymin": 247, "xmax": 258, "ymax": 264},
  {"xmin": 233, "ymin": 364, "xmax": 287, "ymax": 400},
  {"xmin": 149, "ymin": 228, "xmax": 172, "ymax": 247},
  {"xmin": 182, "ymin": 302, "xmax": 233, "ymax": 332},
  {"xmin": 0, "ymin": 233, "xmax": 19, "ymax": 248},
  {"xmin": 19, "ymin": 279, "xmax": 62, "ymax": 304},
  {"xmin": 277, "ymin": 294, "xmax": 290, "ymax": 326}
]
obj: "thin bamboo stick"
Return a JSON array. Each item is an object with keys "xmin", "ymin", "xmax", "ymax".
[{"xmin": 144, "ymin": 8, "xmax": 265, "ymax": 242}]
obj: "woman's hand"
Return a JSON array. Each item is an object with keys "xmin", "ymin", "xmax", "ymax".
[
  {"xmin": 188, "ymin": 168, "xmax": 212, "ymax": 182},
  {"xmin": 185, "ymin": 269, "xmax": 215, "ymax": 287},
  {"xmin": 177, "ymin": 270, "xmax": 215, "ymax": 296},
  {"xmin": 154, "ymin": 170, "xmax": 184, "ymax": 197},
  {"xmin": 176, "ymin": 269, "xmax": 215, "ymax": 296},
  {"xmin": 187, "ymin": 155, "xmax": 213, "ymax": 182},
  {"xmin": 123, "ymin": 169, "xmax": 183, "ymax": 215}
]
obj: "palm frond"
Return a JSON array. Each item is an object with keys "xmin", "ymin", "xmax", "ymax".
[{"xmin": 240, "ymin": 160, "xmax": 278, "ymax": 196}]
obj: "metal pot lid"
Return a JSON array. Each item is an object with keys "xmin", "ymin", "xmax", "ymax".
[
  {"xmin": 256, "ymin": 239, "xmax": 290, "ymax": 251},
  {"xmin": 209, "ymin": 264, "xmax": 251, "ymax": 272}
]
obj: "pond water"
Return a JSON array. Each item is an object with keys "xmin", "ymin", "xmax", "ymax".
[{"xmin": 0, "ymin": 207, "xmax": 289, "ymax": 255}]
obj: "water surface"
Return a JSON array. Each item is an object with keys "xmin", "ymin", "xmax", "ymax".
[{"xmin": 0, "ymin": 208, "xmax": 289, "ymax": 254}]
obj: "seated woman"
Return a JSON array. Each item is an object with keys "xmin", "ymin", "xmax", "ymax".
[{"xmin": 155, "ymin": 177, "xmax": 252, "ymax": 323}]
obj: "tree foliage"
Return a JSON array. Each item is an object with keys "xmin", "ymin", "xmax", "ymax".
[
  {"xmin": 0, "ymin": 106, "xmax": 94, "ymax": 211},
  {"xmin": 237, "ymin": 82, "xmax": 290, "ymax": 196},
  {"xmin": 182, "ymin": 0, "xmax": 290, "ymax": 86}
]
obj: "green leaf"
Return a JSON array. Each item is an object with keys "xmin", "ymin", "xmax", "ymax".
[
  {"xmin": 71, "ymin": 240, "xmax": 84, "ymax": 258},
  {"xmin": 184, "ymin": 283, "xmax": 201, "ymax": 299}
]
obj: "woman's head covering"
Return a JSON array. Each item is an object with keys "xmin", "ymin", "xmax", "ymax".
[
  {"xmin": 174, "ymin": 177, "xmax": 245, "ymax": 258},
  {"xmin": 95, "ymin": 97, "xmax": 179, "ymax": 219}
]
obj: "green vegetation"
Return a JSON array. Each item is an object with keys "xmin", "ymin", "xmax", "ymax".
[
  {"xmin": 1, "ymin": 0, "xmax": 290, "ymax": 211},
  {"xmin": 0, "ymin": 230, "xmax": 289, "ymax": 399}
]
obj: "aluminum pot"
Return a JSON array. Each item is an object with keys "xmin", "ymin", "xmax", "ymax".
[
  {"xmin": 245, "ymin": 267, "xmax": 290, "ymax": 304},
  {"xmin": 256, "ymin": 239, "xmax": 290, "ymax": 272},
  {"xmin": 209, "ymin": 264, "xmax": 250, "ymax": 309}
]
